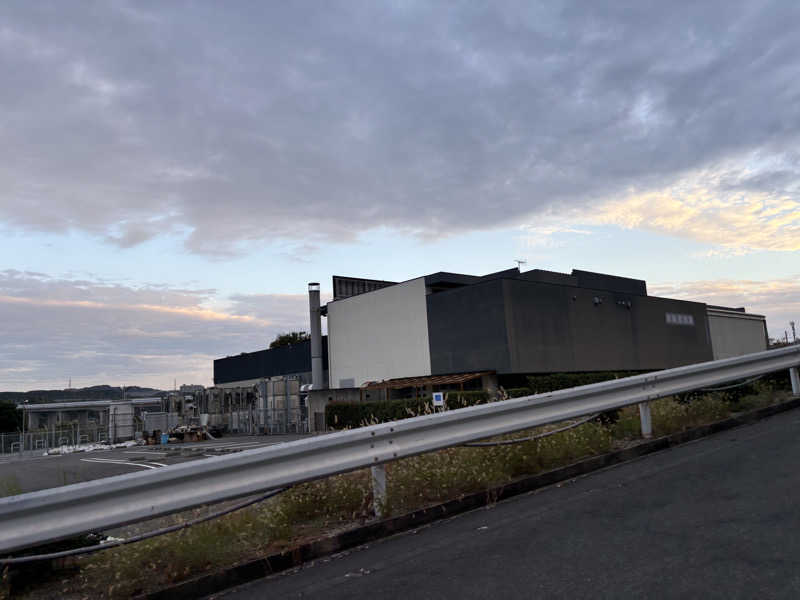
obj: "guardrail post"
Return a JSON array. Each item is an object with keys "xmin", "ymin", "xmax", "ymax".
[
  {"xmin": 371, "ymin": 464, "xmax": 387, "ymax": 518},
  {"xmin": 791, "ymin": 367, "xmax": 800, "ymax": 396},
  {"xmin": 638, "ymin": 402, "xmax": 653, "ymax": 438}
]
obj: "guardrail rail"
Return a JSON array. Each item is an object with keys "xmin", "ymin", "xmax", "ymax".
[{"xmin": 1, "ymin": 345, "xmax": 799, "ymax": 554}]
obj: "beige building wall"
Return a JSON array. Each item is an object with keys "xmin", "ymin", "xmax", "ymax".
[
  {"xmin": 328, "ymin": 277, "xmax": 431, "ymax": 388},
  {"xmin": 707, "ymin": 308, "xmax": 768, "ymax": 360}
]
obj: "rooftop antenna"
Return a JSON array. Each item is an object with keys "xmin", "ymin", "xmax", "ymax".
[{"xmin": 514, "ymin": 259, "xmax": 527, "ymax": 270}]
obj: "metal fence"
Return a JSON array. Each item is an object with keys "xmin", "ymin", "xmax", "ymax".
[
  {"xmin": 205, "ymin": 408, "xmax": 308, "ymax": 434},
  {"xmin": 142, "ymin": 412, "xmax": 179, "ymax": 434},
  {"xmin": 0, "ymin": 425, "xmax": 109, "ymax": 456},
  {"xmin": 263, "ymin": 407, "xmax": 307, "ymax": 434}
]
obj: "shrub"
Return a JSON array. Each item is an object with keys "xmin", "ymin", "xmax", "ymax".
[
  {"xmin": 326, "ymin": 399, "xmax": 429, "ymax": 429},
  {"xmin": 526, "ymin": 371, "xmax": 643, "ymax": 393},
  {"xmin": 442, "ymin": 390, "xmax": 490, "ymax": 408},
  {"xmin": 326, "ymin": 390, "xmax": 491, "ymax": 429},
  {"xmin": 505, "ymin": 387, "xmax": 533, "ymax": 398}
]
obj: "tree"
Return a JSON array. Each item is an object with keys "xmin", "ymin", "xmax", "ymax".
[
  {"xmin": 269, "ymin": 331, "xmax": 310, "ymax": 349},
  {"xmin": 0, "ymin": 402, "xmax": 22, "ymax": 433}
]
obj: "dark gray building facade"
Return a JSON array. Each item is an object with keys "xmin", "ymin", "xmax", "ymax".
[
  {"xmin": 426, "ymin": 269, "xmax": 713, "ymax": 375},
  {"xmin": 326, "ymin": 267, "xmax": 763, "ymax": 390},
  {"xmin": 214, "ymin": 337, "xmax": 329, "ymax": 385}
]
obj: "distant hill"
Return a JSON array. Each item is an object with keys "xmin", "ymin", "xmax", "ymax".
[{"xmin": 0, "ymin": 385, "xmax": 166, "ymax": 404}]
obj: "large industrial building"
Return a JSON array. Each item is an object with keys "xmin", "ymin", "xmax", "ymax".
[
  {"xmin": 213, "ymin": 266, "xmax": 768, "ymax": 432},
  {"xmin": 326, "ymin": 268, "xmax": 767, "ymax": 387}
]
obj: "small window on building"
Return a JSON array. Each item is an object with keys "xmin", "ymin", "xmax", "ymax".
[{"xmin": 666, "ymin": 313, "xmax": 695, "ymax": 326}]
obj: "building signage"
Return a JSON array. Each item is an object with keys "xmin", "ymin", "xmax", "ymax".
[{"xmin": 665, "ymin": 313, "xmax": 695, "ymax": 326}]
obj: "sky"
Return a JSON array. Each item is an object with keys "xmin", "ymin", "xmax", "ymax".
[{"xmin": 1, "ymin": 1, "xmax": 799, "ymax": 391}]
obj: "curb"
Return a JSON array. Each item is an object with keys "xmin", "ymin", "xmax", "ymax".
[{"xmin": 141, "ymin": 395, "xmax": 800, "ymax": 600}]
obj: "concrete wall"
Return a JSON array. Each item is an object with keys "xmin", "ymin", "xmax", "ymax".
[
  {"xmin": 708, "ymin": 309, "xmax": 767, "ymax": 359},
  {"xmin": 307, "ymin": 388, "xmax": 362, "ymax": 432},
  {"xmin": 427, "ymin": 279, "xmax": 511, "ymax": 374},
  {"xmin": 328, "ymin": 277, "xmax": 431, "ymax": 388},
  {"xmin": 428, "ymin": 277, "xmax": 714, "ymax": 375}
]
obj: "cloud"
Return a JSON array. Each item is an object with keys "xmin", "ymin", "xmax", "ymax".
[
  {"xmin": 1, "ymin": 2, "xmax": 800, "ymax": 254},
  {"xmin": 0, "ymin": 271, "xmax": 312, "ymax": 390},
  {"xmin": 650, "ymin": 276, "xmax": 800, "ymax": 339},
  {"xmin": 518, "ymin": 221, "xmax": 593, "ymax": 249},
  {"xmin": 592, "ymin": 158, "xmax": 800, "ymax": 253}
]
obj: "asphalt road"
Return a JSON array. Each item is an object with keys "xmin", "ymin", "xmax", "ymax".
[
  {"xmin": 213, "ymin": 407, "xmax": 800, "ymax": 600},
  {"xmin": 0, "ymin": 434, "xmax": 308, "ymax": 495}
]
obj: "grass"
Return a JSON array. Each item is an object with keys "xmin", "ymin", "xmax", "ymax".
[
  {"xmin": 67, "ymin": 471, "xmax": 372, "ymax": 598},
  {"xmin": 0, "ymin": 475, "xmax": 22, "ymax": 498},
  {"xmin": 384, "ymin": 420, "xmax": 613, "ymax": 515},
  {"xmin": 6, "ymin": 383, "xmax": 792, "ymax": 599}
]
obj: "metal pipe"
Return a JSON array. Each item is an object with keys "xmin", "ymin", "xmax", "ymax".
[{"xmin": 308, "ymin": 283, "xmax": 324, "ymax": 390}]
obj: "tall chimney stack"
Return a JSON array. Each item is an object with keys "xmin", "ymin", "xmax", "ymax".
[{"xmin": 308, "ymin": 283, "xmax": 324, "ymax": 390}]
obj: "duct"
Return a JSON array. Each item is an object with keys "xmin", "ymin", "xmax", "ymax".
[{"xmin": 308, "ymin": 282, "xmax": 324, "ymax": 390}]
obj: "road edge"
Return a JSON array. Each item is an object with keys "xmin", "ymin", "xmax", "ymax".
[{"xmin": 142, "ymin": 396, "xmax": 800, "ymax": 600}]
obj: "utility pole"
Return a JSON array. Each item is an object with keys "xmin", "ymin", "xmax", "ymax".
[{"xmin": 791, "ymin": 321, "xmax": 797, "ymax": 343}]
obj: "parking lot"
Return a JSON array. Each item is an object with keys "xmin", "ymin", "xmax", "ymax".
[{"xmin": 0, "ymin": 434, "xmax": 310, "ymax": 496}]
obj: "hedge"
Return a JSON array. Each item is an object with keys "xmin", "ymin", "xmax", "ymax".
[
  {"xmin": 676, "ymin": 368, "xmax": 792, "ymax": 404},
  {"xmin": 326, "ymin": 366, "xmax": 791, "ymax": 429},
  {"xmin": 326, "ymin": 390, "xmax": 490, "ymax": 429},
  {"xmin": 525, "ymin": 371, "xmax": 643, "ymax": 394}
]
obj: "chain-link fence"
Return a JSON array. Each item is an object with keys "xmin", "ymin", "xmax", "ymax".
[{"xmin": 0, "ymin": 425, "xmax": 110, "ymax": 456}]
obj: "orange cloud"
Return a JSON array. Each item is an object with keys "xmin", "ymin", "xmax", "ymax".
[
  {"xmin": 592, "ymin": 164, "xmax": 800, "ymax": 253},
  {"xmin": 0, "ymin": 294, "xmax": 274, "ymax": 326}
]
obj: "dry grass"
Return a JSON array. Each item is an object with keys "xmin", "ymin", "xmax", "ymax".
[
  {"xmin": 68, "ymin": 471, "xmax": 371, "ymax": 598},
  {"xmin": 0, "ymin": 475, "xmax": 22, "ymax": 498},
  {"xmin": 10, "ymin": 383, "xmax": 788, "ymax": 599},
  {"xmin": 385, "ymin": 421, "xmax": 612, "ymax": 515}
]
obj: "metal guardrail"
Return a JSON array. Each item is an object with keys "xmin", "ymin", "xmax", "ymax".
[{"xmin": 1, "ymin": 345, "xmax": 799, "ymax": 554}]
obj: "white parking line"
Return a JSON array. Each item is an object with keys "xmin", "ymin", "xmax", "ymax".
[
  {"xmin": 224, "ymin": 441, "xmax": 281, "ymax": 448},
  {"xmin": 80, "ymin": 458, "xmax": 159, "ymax": 470},
  {"xmin": 204, "ymin": 440, "xmax": 272, "ymax": 446},
  {"xmin": 214, "ymin": 442, "xmax": 278, "ymax": 450},
  {"xmin": 123, "ymin": 450, "xmax": 169, "ymax": 456},
  {"xmin": 106, "ymin": 456, "xmax": 167, "ymax": 467}
]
